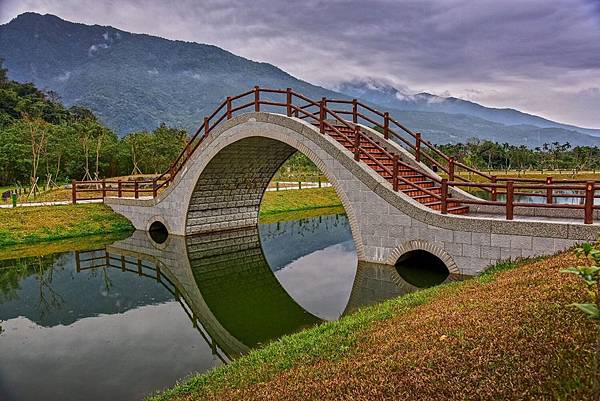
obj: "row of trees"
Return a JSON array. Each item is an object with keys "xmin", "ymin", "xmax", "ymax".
[
  {"xmin": 2, "ymin": 59, "xmax": 600, "ymax": 191},
  {"xmin": 0, "ymin": 61, "xmax": 188, "ymax": 189},
  {"xmin": 435, "ymin": 140, "xmax": 600, "ymax": 172}
]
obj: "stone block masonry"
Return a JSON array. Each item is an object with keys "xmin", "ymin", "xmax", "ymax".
[{"xmin": 106, "ymin": 112, "xmax": 600, "ymax": 276}]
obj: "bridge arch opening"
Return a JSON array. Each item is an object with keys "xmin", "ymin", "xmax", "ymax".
[
  {"xmin": 184, "ymin": 135, "xmax": 356, "ymax": 241},
  {"xmin": 149, "ymin": 221, "xmax": 168, "ymax": 244},
  {"xmin": 394, "ymin": 249, "xmax": 449, "ymax": 288}
]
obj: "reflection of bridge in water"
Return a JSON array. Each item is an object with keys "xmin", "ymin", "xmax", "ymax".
[{"xmin": 75, "ymin": 224, "xmax": 438, "ymax": 360}]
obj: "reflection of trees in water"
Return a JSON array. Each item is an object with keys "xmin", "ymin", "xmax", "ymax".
[
  {"xmin": 76, "ymin": 251, "xmax": 115, "ymax": 296},
  {"xmin": 261, "ymin": 213, "xmax": 347, "ymax": 240},
  {"xmin": 0, "ymin": 255, "xmax": 64, "ymax": 317}
]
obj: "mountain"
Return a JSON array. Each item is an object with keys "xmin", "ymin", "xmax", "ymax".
[
  {"xmin": 337, "ymin": 80, "xmax": 600, "ymax": 137},
  {"xmin": 1, "ymin": 12, "xmax": 600, "ymax": 148},
  {"xmin": 0, "ymin": 12, "xmax": 340, "ymax": 134}
]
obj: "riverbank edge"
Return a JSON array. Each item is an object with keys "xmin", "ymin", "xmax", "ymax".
[
  {"xmin": 146, "ymin": 258, "xmax": 535, "ymax": 401},
  {"xmin": 0, "ymin": 203, "xmax": 134, "ymax": 247},
  {"xmin": 0, "ymin": 188, "xmax": 343, "ymax": 247}
]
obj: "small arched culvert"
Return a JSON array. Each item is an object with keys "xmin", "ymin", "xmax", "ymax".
[
  {"xmin": 394, "ymin": 249, "xmax": 450, "ymax": 288},
  {"xmin": 149, "ymin": 221, "xmax": 169, "ymax": 244}
]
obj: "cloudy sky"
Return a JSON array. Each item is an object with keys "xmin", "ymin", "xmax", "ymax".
[{"xmin": 1, "ymin": 0, "xmax": 600, "ymax": 128}]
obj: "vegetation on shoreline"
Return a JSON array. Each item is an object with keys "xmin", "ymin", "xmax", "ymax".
[
  {"xmin": 0, "ymin": 204, "xmax": 133, "ymax": 246},
  {"xmin": 0, "ymin": 187, "xmax": 342, "ymax": 246},
  {"xmin": 0, "ymin": 232, "xmax": 131, "ymax": 259},
  {"xmin": 0, "ymin": 61, "xmax": 187, "ymax": 189},
  {"xmin": 260, "ymin": 187, "xmax": 342, "ymax": 216},
  {"xmin": 259, "ymin": 205, "xmax": 345, "ymax": 224},
  {"xmin": 434, "ymin": 140, "xmax": 600, "ymax": 172},
  {"xmin": 149, "ymin": 250, "xmax": 598, "ymax": 401}
]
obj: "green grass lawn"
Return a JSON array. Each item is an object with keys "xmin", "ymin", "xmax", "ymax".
[
  {"xmin": 260, "ymin": 187, "xmax": 342, "ymax": 216},
  {"xmin": 0, "ymin": 204, "xmax": 134, "ymax": 247},
  {"xmin": 0, "ymin": 188, "xmax": 343, "ymax": 246},
  {"xmin": 148, "ymin": 251, "xmax": 598, "ymax": 401}
]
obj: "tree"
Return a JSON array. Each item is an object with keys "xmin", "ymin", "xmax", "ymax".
[{"xmin": 21, "ymin": 115, "xmax": 49, "ymax": 196}]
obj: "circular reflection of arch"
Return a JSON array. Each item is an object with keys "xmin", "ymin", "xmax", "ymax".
[
  {"xmin": 186, "ymin": 226, "xmax": 323, "ymax": 350},
  {"xmin": 258, "ymin": 214, "xmax": 358, "ymax": 321}
]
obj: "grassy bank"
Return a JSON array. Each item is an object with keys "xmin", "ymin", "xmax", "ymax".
[
  {"xmin": 0, "ymin": 232, "xmax": 132, "ymax": 259},
  {"xmin": 0, "ymin": 204, "xmax": 133, "ymax": 246},
  {"xmin": 149, "ymin": 251, "xmax": 598, "ymax": 401},
  {"xmin": 260, "ymin": 187, "xmax": 342, "ymax": 216},
  {"xmin": 0, "ymin": 188, "xmax": 342, "ymax": 246},
  {"xmin": 259, "ymin": 205, "xmax": 345, "ymax": 224}
]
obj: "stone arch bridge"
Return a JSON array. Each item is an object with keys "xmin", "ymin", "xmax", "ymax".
[{"xmin": 74, "ymin": 88, "xmax": 600, "ymax": 276}]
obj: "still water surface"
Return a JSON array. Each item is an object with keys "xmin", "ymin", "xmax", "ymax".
[{"xmin": 0, "ymin": 213, "xmax": 447, "ymax": 401}]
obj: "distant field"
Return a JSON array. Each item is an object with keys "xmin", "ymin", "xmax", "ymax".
[
  {"xmin": 260, "ymin": 187, "xmax": 342, "ymax": 216},
  {"xmin": 455, "ymin": 170, "xmax": 600, "ymax": 182}
]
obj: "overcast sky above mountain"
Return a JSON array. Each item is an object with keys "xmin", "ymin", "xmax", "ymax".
[{"xmin": 1, "ymin": 0, "xmax": 599, "ymax": 128}]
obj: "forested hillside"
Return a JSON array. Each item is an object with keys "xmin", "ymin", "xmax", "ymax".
[
  {"xmin": 2, "ymin": 12, "xmax": 600, "ymax": 147},
  {"xmin": 0, "ymin": 12, "xmax": 339, "ymax": 135},
  {"xmin": 0, "ymin": 62, "xmax": 186, "ymax": 187}
]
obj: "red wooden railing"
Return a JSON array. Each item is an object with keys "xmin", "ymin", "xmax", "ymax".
[{"xmin": 73, "ymin": 87, "xmax": 600, "ymax": 224}]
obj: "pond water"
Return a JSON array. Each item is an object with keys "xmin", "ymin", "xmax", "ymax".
[
  {"xmin": 0, "ymin": 213, "xmax": 450, "ymax": 401},
  {"xmin": 475, "ymin": 189, "xmax": 600, "ymax": 205}
]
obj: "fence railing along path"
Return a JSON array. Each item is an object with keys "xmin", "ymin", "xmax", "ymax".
[{"xmin": 73, "ymin": 87, "xmax": 600, "ymax": 224}]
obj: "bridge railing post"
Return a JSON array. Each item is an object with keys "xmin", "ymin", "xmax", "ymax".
[
  {"xmin": 71, "ymin": 180, "xmax": 76, "ymax": 204},
  {"xmin": 226, "ymin": 97, "xmax": 232, "ymax": 119},
  {"xmin": 448, "ymin": 157, "xmax": 455, "ymax": 181},
  {"xmin": 286, "ymin": 88, "xmax": 292, "ymax": 117},
  {"xmin": 491, "ymin": 175, "xmax": 497, "ymax": 201},
  {"xmin": 354, "ymin": 126, "xmax": 361, "ymax": 161},
  {"xmin": 152, "ymin": 179, "xmax": 158, "ymax": 198},
  {"xmin": 254, "ymin": 86, "xmax": 260, "ymax": 112},
  {"xmin": 415, "ymin": 132, "xmax": 421, "ymax": 162},
  {"xmin": 134, "ymin": 181, "xmax": 139, "ymax": 199},
  {"xmin": 75, "ymin": 251, "xmax": 81, "ymax": 272},
  {"xmin": 117, "ymin": 180, "xmax": 122, "ymax": 197},
  {"xmin": 101, "ymin": 180, "xmax": 106, "ymax": 198},
  {"xmin": 584, "ymin": 181, "xmax": 594, "ymax": 224},
  {"xmin": 203, "ymin": 117, "xmax": 209, "ymax": 137},
  {"xmin": 546, "ymin": 176, "xmax": 553, "ymax": 204},
  {"xmin": 392, "ymin": 155, "xmax": 399, "ymax": 191},
  {"xmin": 383, "ymin": 112, "xmax": 389, "ymax": 139},
  {"xmin": 506, "ymin": 180, "xmax": 514, "ymax": 220},
  {"xmin": 352, "ymin": 99, "xmax": 358, "ymax": 124},
  {"xmin": 319, "ymin": 98, "xmax": 325, "ymax": 134},
  {"xmin": 440, "ymin": 178, "xmax": 448, "ymax": 214}
]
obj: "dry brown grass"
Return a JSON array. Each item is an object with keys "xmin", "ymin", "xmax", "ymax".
[{"xmin": 166, "ymin": 251, "xmax": 599, "ymax": 401}]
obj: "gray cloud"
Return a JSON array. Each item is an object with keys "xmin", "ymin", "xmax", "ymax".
[{"xmin": 1, "ymin": 0, "xmax": 600, "ymax": 127}]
